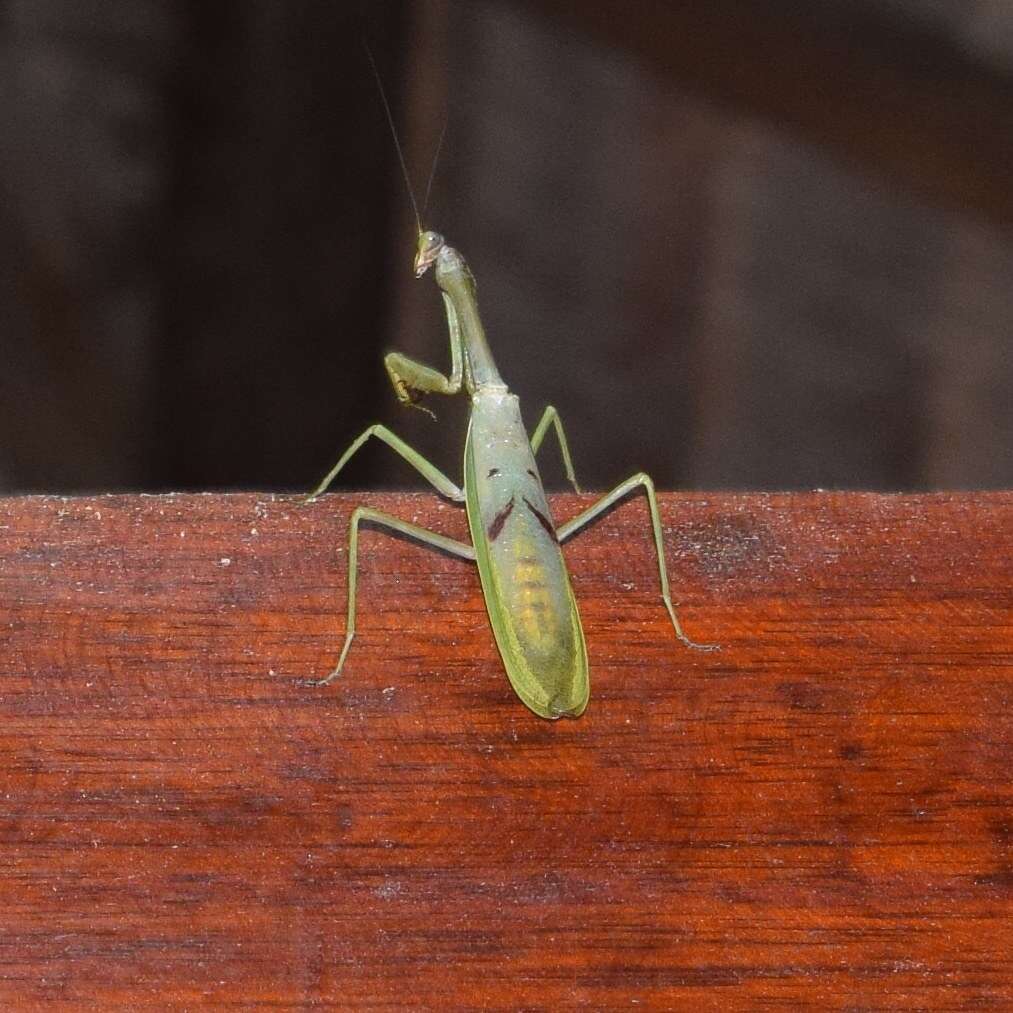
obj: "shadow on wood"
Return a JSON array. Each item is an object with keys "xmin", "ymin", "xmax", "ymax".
[{"xmin": 1, "ymin": 492, "xmax": 1010, "ymax": 1005}]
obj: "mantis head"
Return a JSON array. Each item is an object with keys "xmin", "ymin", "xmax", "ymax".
[{"xmin": 414, "ymin": 230, "xmax": 445, "ymax": 278}]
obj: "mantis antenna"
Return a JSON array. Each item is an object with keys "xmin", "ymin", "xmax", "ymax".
[
  {"xmin": 363, "ymin": 40, "xmax": 446, "ymax": 237},
  {"xmin": 420, "ymin": 113, "xmax": 448, "ymax": 225}
]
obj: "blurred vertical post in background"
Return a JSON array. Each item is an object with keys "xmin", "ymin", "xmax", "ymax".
[{"xmin": 0, "ymin": 0, "xmax": 1010, "ymax": 493}]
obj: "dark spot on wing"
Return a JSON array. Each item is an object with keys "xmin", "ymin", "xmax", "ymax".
[
  {"xmin": 487, "ymin": 495, "xmax": 515, "ymax": 541},
  {"xmin": 523, "ymin": 497, "xmax": 558, "ymax": 543},
  {"xmin": 527, "ymin": 469, "xmax": 538, "ymax": 479},
  {"xmin": 487, "ymin": 468, "xmax": 500, "ymax": 478}
]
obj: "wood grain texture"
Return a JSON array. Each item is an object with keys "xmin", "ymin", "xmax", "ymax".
[{"xmin": 1, "ymin": 491, "xmax": 1010, "ymax": 1008}]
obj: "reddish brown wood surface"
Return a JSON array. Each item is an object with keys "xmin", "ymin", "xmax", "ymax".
[{"xmin": 1, "ymin": 492, "xmax": 1010, "ymax": 1008}]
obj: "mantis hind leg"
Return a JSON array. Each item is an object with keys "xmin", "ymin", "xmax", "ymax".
[
  {"xmin": 529, "ymin": 405, "xmax": 582, "ymax": 493},
  {"xmin": 311, "ymin": 506, "xmax": 476, "ymax": 686},
  {"xmin": 556, "ymin": 473, "xmax": 718, "ymax": 651}
]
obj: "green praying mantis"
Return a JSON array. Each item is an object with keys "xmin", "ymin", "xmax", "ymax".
[{"xmin": 306, "ymin": 69, "xmax": 717, "ymax": 719}]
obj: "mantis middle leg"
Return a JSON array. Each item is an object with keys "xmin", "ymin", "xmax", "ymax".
[
  {"xmin": 529, "ymin": 405, "xmax": 582, "ymax": 494},
  {"xmin": 557, "ymin": 472, "xmax": 718, "ymax": 651},
  {"xmin": 309, "ymin": 424, "xmax": 464, "ymax": 502},
  {"xmin": 312, "ymin": 506, "xmax": 476, "ymax": 686}
]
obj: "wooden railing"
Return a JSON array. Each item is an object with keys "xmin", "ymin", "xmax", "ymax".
[{"xmin": 1, "ymin": 491, "xmax": 1010, "ymax": 1006}]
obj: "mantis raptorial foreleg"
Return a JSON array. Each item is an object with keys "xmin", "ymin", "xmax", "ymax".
[
  {"xmin": 384, "ymin": 292, "xmax": 466, "ymax": 408},
  {"xmin": 308, "ymin": 424, "xmax": 465, "ymax": 502},
  {"xmin": 557, "ymin": 472, "xmax": 719, "ymax": 652},
  {"xmin": 529, "ymin": 405, "xmax": 582, "ymax": 494},
  {"xmin": 312, "ymin": 505, "xmax": 476, "ymax": 686}
]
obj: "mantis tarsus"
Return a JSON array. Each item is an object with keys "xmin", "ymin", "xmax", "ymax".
[{"xmin": 307, "ymin": 65, "xmax": 717, "ymax": 719}]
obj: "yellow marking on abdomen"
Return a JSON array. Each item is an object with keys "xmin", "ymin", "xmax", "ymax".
[{"xmin": 509, "ymin": 533, "xmax": 561, "ymax": 652}]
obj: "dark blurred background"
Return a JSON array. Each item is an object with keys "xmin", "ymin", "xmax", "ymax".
[{"xmin": 0, "ymin": 0, "xmax": 1010, "ymax": 494}]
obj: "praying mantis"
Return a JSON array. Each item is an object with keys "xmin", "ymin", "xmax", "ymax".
[
  {"xmin": 307, "ymin": 222, "xmax": 718, "ymax": 719},
  {"xmin": 306, "ymin": 66, "xmax": 717, "ymax": 719}
]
